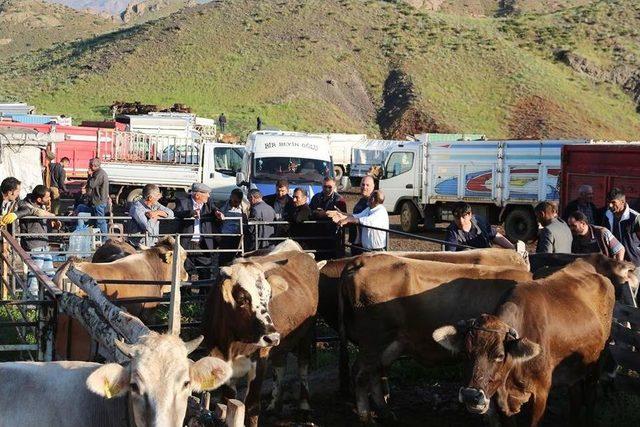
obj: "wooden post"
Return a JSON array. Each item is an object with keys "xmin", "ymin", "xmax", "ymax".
[
  {"xmin": 225, "ymin": 399, "xmax": 245, "ymax": 427},
  {"xmin": 1, "ymin": 237, "xmax": 7, "ymax": 300},
  {"xmin": 167, "ymin": 235, "xmax": 182, "ymax": 336}
]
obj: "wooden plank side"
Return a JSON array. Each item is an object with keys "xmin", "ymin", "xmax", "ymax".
[{"xmin": 609, "ymin": 345, "xmax": 640, "ymax": 372}]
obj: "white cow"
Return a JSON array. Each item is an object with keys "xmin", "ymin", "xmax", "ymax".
[{"xmin": 0, "ymin": 333, "xmax": 232, "ymax": 427}]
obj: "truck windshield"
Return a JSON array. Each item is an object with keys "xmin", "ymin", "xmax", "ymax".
[{"xmin": 254, "ymin": 157, "xmax": 332, "ymax": 183}]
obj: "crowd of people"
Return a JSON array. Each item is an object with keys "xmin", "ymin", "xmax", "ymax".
[{"xmin": 4, "ymin": 155, "xmax": 639, "ymax": 301}]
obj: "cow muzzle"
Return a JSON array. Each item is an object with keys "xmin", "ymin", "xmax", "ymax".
[
  {"xmin": 256, "ymin": 332, "xmax": 280, "ymax": 347},
  {"xmin": 459, "ymin": 387, "xmax": 489, "ymax": 414}
]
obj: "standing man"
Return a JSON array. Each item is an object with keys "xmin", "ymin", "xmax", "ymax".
[
  {"xmin": 310, "ymin": 177, "xmax": 347, "ymax": 257},
  {"xmin": 563, "ymin": 184, "xmax": 600, "ymax": 225},
  {"xmin": 128, "ymin": 184, "xmax": 174, "ymax": 247},
  {"xmin": 264, "ymin": 179, "xmax": 294, "ymax": 221},
  {"xmin": 174, "ymin": 183, "xmax": 223, "ymax": 281},
  {"xmin": 218, "ymin": 113, "xmax": 227, "ymax": 133},
  {"xmin": 534, "ymin": 201, "xmax": 573, "ymax": 254},
  {"xmin": 567, "ymin": 211, "xmax": 625, "ymax": 260},
  {"xmin": 248, "ymin": 189, "xmax": 276, "ymax": 249},
  {"xmin": 256, "ymin": 116, "xmax": 262, "ymax": 131},
  {"xmin": 288, "ymin": 188, "xmax": 313, "ymax": 249},
  {"xmin": 445, "ymin": 202, "xmax": 514, "ymax": 252},
  {"xmin": 603, "ymin": 188, "xmax": 640, "ymax": 280},
  {"xmin": 17, "ymin": 185, "xmax": 58, "ymax": 300},
  {"xmin": 49, "ymin": 156, "xmax": 70, "ymax": 215},
  {"xmin": 76, "ymin": 158, "xmax": 110, "ymax": 240},
  {"xmin": 327, "ymin": 190, "xmax": 389, "ymax": 252},
  {"xmin": 350, "ymin": 175, "xmax": 375, "ymax": 255}
]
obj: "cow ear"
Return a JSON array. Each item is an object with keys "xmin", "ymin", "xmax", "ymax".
[
  {"xmin": 190, "ymin": 357, "xmax": 233, "ymax": 392},
  {"xmin": 184, "ymin": 336, "xmax": 204, "ymax": 355},
  {"xmin": 432, "ymin": 325, "xmax": 465, "ymax": 354},
  {"xmin": 266, "ymin": 273, "xmax": 289, "ymax": 297},
  {"xmin": 505, "ymin": 338, "xmax": 541, "ymax": 363},
  {"xmin": 86, "ymin": 363, "xmax": 130, "ymax": 399}
]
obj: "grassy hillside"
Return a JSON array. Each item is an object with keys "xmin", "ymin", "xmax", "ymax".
[
  {"xmin": 1, "ymin": 0, "xmax": 639, "ymax": 139},
  {"xmin": 0, "ymin": 0, "xmax": 116, "ymax": 57}
]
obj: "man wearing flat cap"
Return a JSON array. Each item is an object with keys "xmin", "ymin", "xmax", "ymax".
[{"xmin": 174, "ymin": 183, "xmax": 224, "ymax": 282}]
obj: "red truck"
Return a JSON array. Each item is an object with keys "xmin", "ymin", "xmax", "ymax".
[{"xmin": 561, "ymin": 143, "xmax": 640, "ymax": 213}]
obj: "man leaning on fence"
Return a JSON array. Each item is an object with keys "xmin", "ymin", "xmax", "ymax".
[
  {"xmin": 17, "ymin": 185, "xmax": 59, "ymax": 300},
  {"xmin": 174, "ymin": 183, "xmax": 223, "ymax": 281},
  {"xmin": 327, "ymin": 190, "xmax": 389, "ymax": 252},
  {"xmin": 128, "ymin": 184, "xmax": 174, "ymax": 247},
  {"xmin": 445, "ymin": 202, "xmax": 514, "ymax": 252}
]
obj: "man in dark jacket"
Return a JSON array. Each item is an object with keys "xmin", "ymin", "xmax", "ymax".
[
  {"xmin": 535, "ymin": 201, "xmax": 573, "ymax": 254},
  {"xmin": 289, "ymin": 187, "xmax": 313, "ymax": 249},
  {"xmin": 76, "ymin": 158, "xmax": 110, "ymax": 240},
  {"xmin": 174, "ymin": 183, "xmax": 223, "ymax": 280},
  {"xmin": 248, "ymin": 189, "xmax": 276, "ymax": 250},
  {"xmin": 603, "ymin": 188, "xmax": 640, "ymax": 282},
  {"xmin": 445, "ymin": 202, "xmax": 514, "ymax": 252},
  {"xmin": 563, "ymin": 184, "xmax": 600, "ymax": 225},
  {"xmin": 567, "ymin": 211, "xmax": 625, "ymax": 260},
  {"xmin": 49, "ymin": 157, "xmax": 69, "ymax": 215},
  {"xmin": 309, "ymin": 177, "xmax": 347, "ymax": 257},
  {"xmin": 263, "ymin": 179, "xmax": 295, "ymax": 221},
  {"xmin": 17, "ymin": 185, "xmax": 58, "ymax": 299}
]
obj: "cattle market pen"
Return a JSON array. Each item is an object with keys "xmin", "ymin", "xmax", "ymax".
[{"xmin": 2, "ymin": 215, "xmax": 640, "ymax": 424}]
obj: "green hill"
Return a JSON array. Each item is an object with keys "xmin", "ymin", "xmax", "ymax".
[
  {"xmin": 0, "ymin": 0, "xmax": 116, "ymax": 58},
  {"xmin": 1, "ymin": 0, "xmax": 639, "ymax": 139}
]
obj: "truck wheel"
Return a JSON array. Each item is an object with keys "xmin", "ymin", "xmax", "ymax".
[
  {"xmin": 334, "ymin": 165, "xmax": 344, "ymax": 181},
  {"xmin": 400, "ymin": 201, "xmax": 420, "ymax": 233},
  {"xmin": 504, "ymin": 208, "xmax": 537, "ymax": 242},
  {"xmin": 126, "ymin": 188, "xmax": 143, "ymax": 204}
]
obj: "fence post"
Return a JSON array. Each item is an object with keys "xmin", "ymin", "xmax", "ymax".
[
  {"xmin": 167, "ymin": 234, "xmax": 182, "ymax": 336},
  {"xmin": 1, "ymin": 235, "xmax": 6, "ymax": 300},
  {"xmin": 225, "ymin": 399, "xmax": 245, "ymax": 427},
  {"xmin": 239, "ymin": 218, "xmax": 245, "ymax": 256}
]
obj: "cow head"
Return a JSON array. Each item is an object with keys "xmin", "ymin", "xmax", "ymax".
[
  {"xmin": 433, "ymin": 314, "xmax": 541, "ymax": 414},
  {"xmin": 588, "ymin": 254, "xmax": 638, "ymax": 292},
  {"xmin": 152, "ymin": 236, "xmax": 189, "ymax": 282},
  {"xmin": 216, "ymin": 260, "xmax": 286, "ymax": 348},
  {"xmin": 86, "ymin": 333, "xmax": 232, "ymax": 427}
]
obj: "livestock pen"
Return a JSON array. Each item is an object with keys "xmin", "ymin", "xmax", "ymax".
[{"xmin": 2, "ymin": 216, "xmax": 640, "ymax": 426}]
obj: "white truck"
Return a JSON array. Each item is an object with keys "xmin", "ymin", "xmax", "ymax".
[
  {"xmin": 100, "ymin": 131, "xmax": 244, "ymax": 206},
  {"xmin": 323, "ymin": 133, "xmax": 367, "ymax": 180},
  {"xmin": 379, "ymin": 138, "xmax": 587, "ymax": 241}
]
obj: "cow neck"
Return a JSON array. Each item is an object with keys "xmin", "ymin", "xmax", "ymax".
[{"xmin": 203, "ymin": 289, "xmax": 236, "ymax": 361}]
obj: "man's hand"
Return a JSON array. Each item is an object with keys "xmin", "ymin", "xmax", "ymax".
[
  {"xmin": 326, "ymin": 210, "xmax": 347, "ymax": 224},
  {"xmin": 50, "ymin": 219, "xmax": 63, "ymax": 230},
  {"xmin": 214, "ymin": 210, "xmax": 224, "ymax": 220},
  {"xmin": 145, "ymin": 211, "xmax": 163, "ymax": 220}
]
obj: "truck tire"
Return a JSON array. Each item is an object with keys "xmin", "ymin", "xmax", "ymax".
[
  {"xmin": 504, "ymin": 208, "xmax": 537, "ymax": 242},
  {"xmin": 334, "ymin": 165, "xmax": 344, "ymax": 181},
  {"xmin": 400, "ymin": 201, "xmax": 420, "ymax": 233},
  {"xmin": 126, "ymin": 188, "xmax": 143, "ymax": 204}
]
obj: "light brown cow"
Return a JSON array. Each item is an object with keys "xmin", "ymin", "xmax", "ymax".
[
  {"xmin": 433, "ymin": 258, "xmax": 618, "ymax": 426},
  {"xmin": 338, "ymin": 254, "xmax": 533, "ymax": 421},
  {"xmin": 53, "ymin": 237, "xmax": 188, "ymax": 360},
  {"xmin": 202, "ymin": 245, "xmax": 320, "ymax": 427}
]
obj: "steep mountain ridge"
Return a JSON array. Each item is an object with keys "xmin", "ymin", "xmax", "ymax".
[{"xmin": 1, "ymin": 0, "xmax": 639, "ymax": 139}]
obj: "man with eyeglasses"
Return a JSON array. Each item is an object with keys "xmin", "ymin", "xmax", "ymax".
[
  {"xmin": 563, "ymin": 184, "xmax": 600, "ymax": 225},
  {"xmin": 309, "ymin": 177, "xmax": 347, "ymax": 258},
  {"xmin": 445, "ymin": 202, "xmax": 514, "ymax": 252}
]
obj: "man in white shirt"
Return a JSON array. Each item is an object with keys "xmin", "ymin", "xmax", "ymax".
[{"xmin": 327, "ymin": 190, "xmax": 389, "ymax": 251}]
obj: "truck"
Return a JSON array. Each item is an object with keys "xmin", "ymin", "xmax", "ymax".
[
  {"xmin": 379, "ymin": 138, "xmax": 588, "ymax": 241},
  {"xmin": 236, "ymin": 131, "xmax": 334, "ymax": 198},
  {"xmin": 560, "ymin": 143, "xmax": 640, "ymax": 214},
  {"xmin": 323, "ymin": 133, "xmax": 367, "ymax": 180}
]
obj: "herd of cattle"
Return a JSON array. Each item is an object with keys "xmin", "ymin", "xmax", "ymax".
[{"xmin": 0, "ymin": 238, "xmax": 637, "ymax": 427}]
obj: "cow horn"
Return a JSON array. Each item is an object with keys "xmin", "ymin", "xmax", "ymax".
[
  {"xmin": 507, "ymin": 327, "xmax": 519, "ymax": 340},
  {"xmin": 114, "ymin": 339, "xmax": 135, "ymax": 358},
  {"xmin": 184, "ymin": 336, "xmax": 204, "ymax": 355}
]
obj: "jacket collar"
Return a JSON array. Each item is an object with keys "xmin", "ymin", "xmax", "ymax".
[{"xmin": 606, "ymin": 204, "xmax": 637, "ymax": 224}]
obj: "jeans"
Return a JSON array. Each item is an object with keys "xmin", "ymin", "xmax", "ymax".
[
  {"xmin": 27, "ymin": 246, "xmax": 54, "ymax": 299},
  {"xmin": 76, "ymin": 203, "xmax": 108, "ymax": 240}
]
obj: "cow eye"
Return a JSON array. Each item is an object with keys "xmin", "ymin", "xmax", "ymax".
[
  {"xmin": 495, "ymin": 355, "xmax": 505, "ymax": 362},
  {"xmin": 183, "ymin": 380, "xmax": 191, "ymax": 389},
  {"xmin": 130, "ymin": 383, "xmax": 140, "ymax": 394}
]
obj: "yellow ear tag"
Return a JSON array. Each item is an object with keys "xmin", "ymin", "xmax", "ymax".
[
  {"xmin": 199, "ymin": 377, "xmax": 216, "ymax": 390},
  {"xmin": 104, "ymin": 379, "xmax": 120, "ymax": 399}
]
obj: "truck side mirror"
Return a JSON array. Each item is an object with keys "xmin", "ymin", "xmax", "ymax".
[{"xmin": 236, "ymin": 172, "xmax": 247, "ymax": 187}]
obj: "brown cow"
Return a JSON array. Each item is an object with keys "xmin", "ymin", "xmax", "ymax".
[
  {"xmin": 202, "ymin": 243, "xmax": 320, "ymax": 427},
  {"xmin": 338, "ymin": 254, "xmax": 533, "ymax": 421},
  {"xmin": 91, "ymin": 238, "xmax": 137, "ymax": 263},
  {"xmin": 319, "ymin": 248, "xmax": 530, "ymax": 394},
  {"xmin": 433, "ymin": 257, "xmax": 617, "ymax": 426},
  {"xmin": 53, "ymin": 237, "xmax": 188, "ymax": 360}
]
